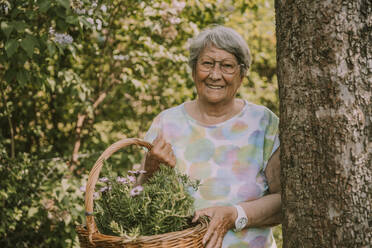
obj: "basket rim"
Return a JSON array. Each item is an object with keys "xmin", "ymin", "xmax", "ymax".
[{"xmin": 76, "ymin": 218, "xmax": 208, "ymax": 244}]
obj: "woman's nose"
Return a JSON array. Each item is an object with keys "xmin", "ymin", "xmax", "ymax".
[{"xmin": 209, "ymin": 65, "xmax": 222, "ymax": 80}]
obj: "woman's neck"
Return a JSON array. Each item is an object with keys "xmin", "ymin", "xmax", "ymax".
[{"xmin": 189, "ymin": 98, "xmax": 244, "ymax": 125}]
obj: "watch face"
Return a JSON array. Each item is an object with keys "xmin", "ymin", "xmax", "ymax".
[{"xmin": 237, "ymin": 217, "xmax": 248, "ymax": 229}]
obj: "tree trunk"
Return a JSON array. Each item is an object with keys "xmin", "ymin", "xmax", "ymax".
[{"xmin": 275, "ymin": 0, "xmax": 371, "ymax": 247}]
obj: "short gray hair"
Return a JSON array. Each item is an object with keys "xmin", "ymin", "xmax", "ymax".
[{"xmin": 188, "ymin": 25, "xmax": 251, "ymax": 77}]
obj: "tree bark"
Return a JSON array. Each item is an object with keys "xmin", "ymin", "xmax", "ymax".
[{"xmin": 275, "ymin": 0, "xmax": 371, "ymax": 247}]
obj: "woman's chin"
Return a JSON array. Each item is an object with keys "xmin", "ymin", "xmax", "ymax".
[{"xmin": 201, "ymin": 96, "xmax": 229, "ymax": 105}]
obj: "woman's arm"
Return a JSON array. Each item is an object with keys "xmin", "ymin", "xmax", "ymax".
[
  {"xmin": 193, "ymin": 148, "xmax": 281, "ymax": 248},
  {"xmin": 241, "ymin": 147, "xmax": 281, "ymax": 227},
  {"xmin": 136, "ymin": 131, "xmax": 176, "ymax": 185}
]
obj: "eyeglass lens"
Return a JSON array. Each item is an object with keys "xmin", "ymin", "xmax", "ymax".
[{"xmin": 198, "ymin": 57, "xmax": 238, "ymax": 74}]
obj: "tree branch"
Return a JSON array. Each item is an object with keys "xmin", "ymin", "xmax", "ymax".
[{"xmin": 71, "ymin": 77, "xmax": 120, "ymax": 165}]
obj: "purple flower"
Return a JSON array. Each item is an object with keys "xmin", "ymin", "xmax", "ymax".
[
  {"xmin": 99, "ymin": 177, "xmax": 109, "ymax": 183},
  {"xmin": 117, "ymin": 176, "xmax": 128, "ymax": 184},
  {"xmin": 130, "ymin": 186, "xmax": 143, "ymax": 196},
  {"xmin": 127, "ymin": 170, "xmax": 138, "ymax": 175},
  {"xmin": 79, "ymin": 186, "xmax": 86, "ymax": 192},
  {"xmin": 127, "ymin": 175, "xmax": 136, "ymax": 183},
  {"xmin": 128, "ymin": 169, "xmax": 146, "ymax": 175},
  {"xmin": 99, "ymin": 186, "xmax": 111, "ymax": 192},
  {"xmin": 93, "ymin": 192, "xmax": 99, "ymax": 199}
]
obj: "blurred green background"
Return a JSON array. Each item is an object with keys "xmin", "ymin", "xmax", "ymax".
[{"xmin": 0, "ymin": 0, "xmax": 281, "ymax": 247}]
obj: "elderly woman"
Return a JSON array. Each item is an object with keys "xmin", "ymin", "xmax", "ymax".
[{"xmin": 138, "ymin": 25, "xmax": 281, "ymax": 248}]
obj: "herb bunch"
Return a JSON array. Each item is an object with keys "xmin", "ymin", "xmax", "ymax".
[{"xmin": 94, "ymin": 164, "xmax": 200, "ymax": 240}]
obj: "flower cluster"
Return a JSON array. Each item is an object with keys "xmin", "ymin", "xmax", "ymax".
[
  {"xmin": 93, "ymin": 165, "xmax": 200, "ymax": 240},
  {"xmin": 80, "ymin": 169, "xmax": 147, "ymax": 200},
  {"xmin": 49, "ymin": 27, "xmax": 73, "ymax": 45}
]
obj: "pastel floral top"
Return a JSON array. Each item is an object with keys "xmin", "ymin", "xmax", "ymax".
[{"xmin": 144, "ymin": 100, "xmax": 280, "ymax": 248}]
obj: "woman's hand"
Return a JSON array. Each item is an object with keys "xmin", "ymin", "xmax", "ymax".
[
  {"xmin": 192, "ymin": 206, "xmax": 237, "ymax": 248},
  {"xmin": 144, "ymin": 131, "xmax": 176, "ymax": 175}
]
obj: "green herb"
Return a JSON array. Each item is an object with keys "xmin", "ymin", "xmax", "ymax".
[{"xmin": 94, "ymin": 164, "xmax": 200, "ymax": 239}]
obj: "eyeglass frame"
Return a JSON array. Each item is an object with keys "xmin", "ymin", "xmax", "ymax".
[{"xmin": 196, "ymin": 56, "xmax": 245, "ymax": 75}]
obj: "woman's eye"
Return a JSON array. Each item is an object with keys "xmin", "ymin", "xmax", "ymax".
[
  {"xmin": 222, "ymin": 63, "xmax": 233, "ymax": 68},
  {"xmin": 202, "ymin": 61, "xmax": 213, "ymax": 66}
]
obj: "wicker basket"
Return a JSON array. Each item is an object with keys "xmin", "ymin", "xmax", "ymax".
[{"xmin": 76, "ymin": 138, "xmax": 207, "ymax": 247}]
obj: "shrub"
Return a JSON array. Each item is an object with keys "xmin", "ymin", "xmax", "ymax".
[{"xmin": 0, "ymin": 147, "xmax": 85, "ymax": 248}]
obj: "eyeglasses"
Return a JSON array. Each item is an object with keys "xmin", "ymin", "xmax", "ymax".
[{"xmin": 197, "ymin": 57, "xmax": 242, "ymax": 74}]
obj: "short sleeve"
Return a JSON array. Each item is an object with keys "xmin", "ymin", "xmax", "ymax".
[{"xmin": 262, "ymin": 109, "xmax": 280, "ymax": 171}]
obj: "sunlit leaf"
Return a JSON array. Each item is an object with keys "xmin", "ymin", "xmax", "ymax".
[
  {"xmin": 1, "ymin": 21, "xmax": 13, "ymax": 39},
  {"xmin": 27, "ymin": 207, "xmax": 38, "ymax": 218},
  {"xmin": 62, "ymin": 179, "xmax": 69, "ymax": 191}
]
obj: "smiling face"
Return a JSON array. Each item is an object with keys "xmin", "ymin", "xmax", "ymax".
[{"xmin": 193, "ymin": 45, "xmax": 243, "ymax": 106}]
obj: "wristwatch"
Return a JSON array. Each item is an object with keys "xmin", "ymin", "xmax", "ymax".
[{"xmin": 233, "ymin": 204, "xmax": 248, "ymax": 232}]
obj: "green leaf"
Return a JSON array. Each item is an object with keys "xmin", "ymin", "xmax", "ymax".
[
  {"xmin": 16, "ymin": 70, "xmax": 28, "ymax": 85},
  {"xmin": 38, "ymin": 0, "xmax": 51, "ymax": 13},
  {"xmin": 56, "ymin": 19, "xmax": 67, "ymax": 31},
  {"xmin": 0, "ymin": 54, "xmax": 6, "ymax": 64},
  {"xmin": 47, "ymin": 77, "xmax": 56, "ymax": 91},
  {"xmin": 47, "ymin": 41, "xmax": 56, "ymax": 56},
  {"xmin": 11, "ymin": 8, "xmax": 22, "ymax": 19},
  {"xmin": 66, "ymin": 15, "xmax": 78, "ymax": 24},
  {"xmin": 78, "ymin": 91, "xmax": 86, "ymax": 101},
  {"xmin": 5, "ymin": 39, "xmax": 19, "ymax": 58},
  {"xmin": 57, "ymin": 0, "xmax": 70, "ymax": 9},
  {"xmin": 4, "ymin": 68, "xmax": 16, "ymax": 83},
  {"xmin": 1, "ymin": 22, "xmax": 13, "ymax": 39},
  {"xmin": 20, "ymin": 35, "xmax": 38, "ymax": 58},
  {"xmin": 12, "ymin": 21, "xmax": 29, "ymax": 32}
]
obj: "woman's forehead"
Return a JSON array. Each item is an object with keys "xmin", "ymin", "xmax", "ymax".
[{"xmin": 199, "ymin": 45, "xmax": 236, "ymax": 61}]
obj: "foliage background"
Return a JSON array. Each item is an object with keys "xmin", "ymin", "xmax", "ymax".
[{"xmin": 0, "ymin": 0, "xmax": 280, "ymax": 247}]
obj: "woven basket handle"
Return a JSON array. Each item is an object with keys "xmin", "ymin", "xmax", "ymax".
[{"xmin": 84, "ymin": 138, "xmax": 153, "ymax": 244}]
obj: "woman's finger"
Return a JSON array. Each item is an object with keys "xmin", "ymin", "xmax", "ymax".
[
  {"xmin": 192, "ymin": 210, "xmax": 202, "ymax": 223},
  {"xmin": 164, "ymin": 144, "xmax": 176, "ymax": 167},
  {"xmin": 205, "ymin": 230, "xmax": 219, "ymax": 248},
  {"xmin": 203, "ymin": 217, "xmax": 218, "ymax": 246},
  {"xmin": 202, "ymin": 227, "xmax": 213, "ymax": 246},
  {"xmin": 192, "ymin": 208, "xmax": 212, "ymax": 222},
  {"xmin": 169, "ymin": 152, "xmax": 176, "ymax": 167},
  {"xmin": 215, "ymin": 236, "xmax": 223, "ymax": 248}
]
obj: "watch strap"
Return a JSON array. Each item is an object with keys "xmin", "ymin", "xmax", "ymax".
[{"xmin": 234, "ymin": 204, "xmax": 248, "ymax": 231}]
